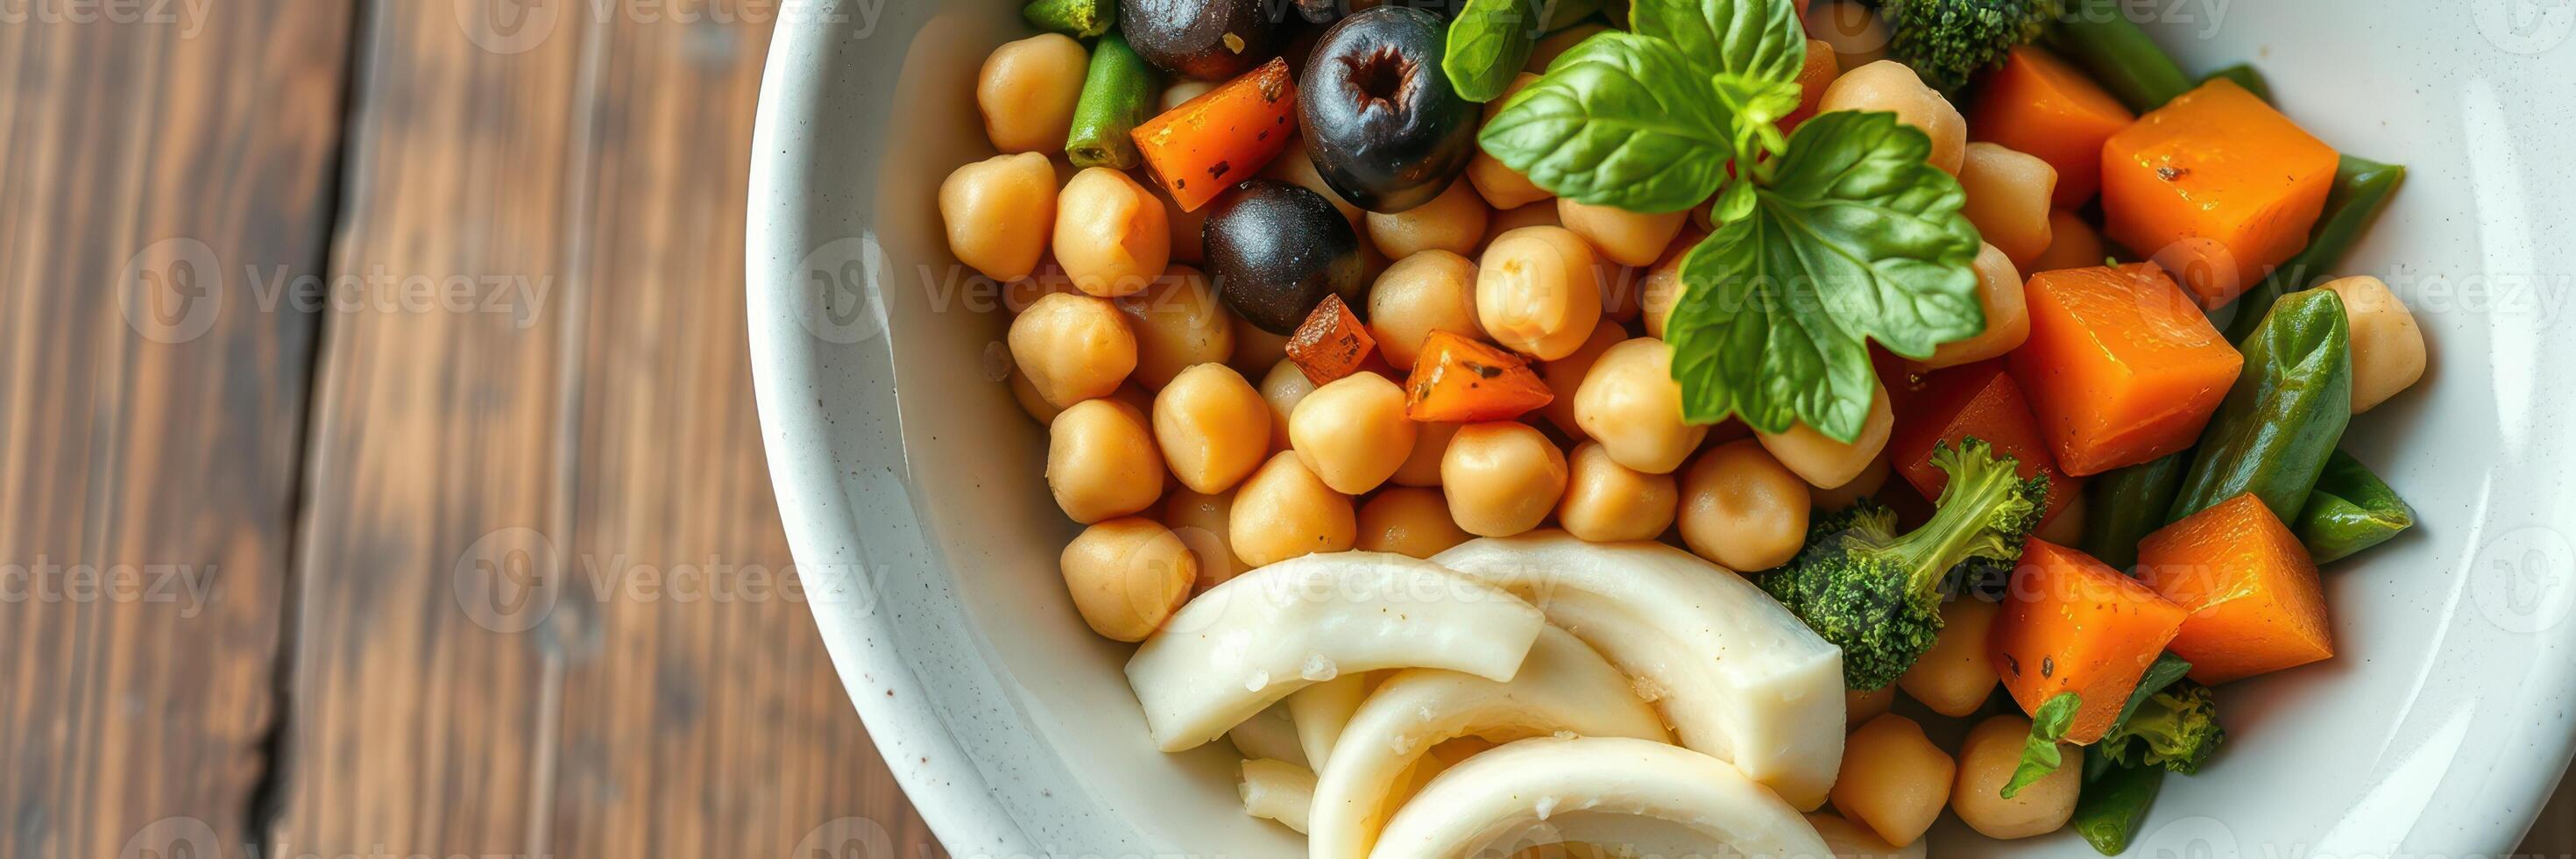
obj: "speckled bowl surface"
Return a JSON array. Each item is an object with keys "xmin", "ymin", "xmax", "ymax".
[{"xmin": 749, "ymin": 1, "xmax": 2576, "ymax": 855}]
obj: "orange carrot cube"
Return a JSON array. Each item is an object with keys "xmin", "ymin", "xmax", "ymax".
[
  {"xmin": 1990, "ymin": 539, "xmax": 2190, "ymax": 743},
  {"xmin": 2007, "ymin": 264, "xmax": 2243, "ymax": 476},
  {"xmin": 2138, "ymin": 493, "xmax": 2334, "ymax": 685},
  {"xmin": 2100, "ymin": 79, "xmax": 2339, "ymax": 308},
  {"xmin": 1970, "ymin": 46, "xmax": 2134, "ymax": 206}
]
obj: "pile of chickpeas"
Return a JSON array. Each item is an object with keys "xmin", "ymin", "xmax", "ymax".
[{"xmin": 945, "ymin": 4, "xmax": 2090, "ymax": 847}]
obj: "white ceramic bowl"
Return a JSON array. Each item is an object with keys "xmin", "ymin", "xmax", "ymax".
[{"xmin": 748, "ymin": 2, "xmax": 2576, "ymax": 855}]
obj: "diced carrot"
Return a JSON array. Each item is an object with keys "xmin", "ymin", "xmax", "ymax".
[
  {"xmin": 1404, "ymin": 330, "xmax": 1553, "ymax": 422},
  {"xmin": 2137, "ymin": 493, "xmax": 2334, "ymax": 685},
  {"xmin": 1990, "ymin": 539, "xmax": 2189, "ymax": 744},
  {"xmin": 1286, "ymin": 295, "xmax": 1376, "ymax": 385},
  {"xmin": 1132, "ymin": 58, "xmax": 1299, "ymax": 212},
  {"xmin": 1969, "ymin": 46, "xmax": 2134, "ymax": 207},
  {"xmin": 2007, "ymin": 264, "xmax": 2243, "ymax": 476},
  {"xmin": 1886, "ymin": 360, "xmax": 2083, "ymax": 524},
  {"xmin": 1780, "ymin": 39, "xmax": 1840, "ymax": 132},
  {"xmin": 2101, "ymin": 79, "xmax": 2339, "ymax": 308}
]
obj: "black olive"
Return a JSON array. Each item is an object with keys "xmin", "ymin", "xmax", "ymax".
[
  {"xmin": 1298, "ymin": 6, "xmax": 1478, "ymax": 213},
  {"xmin": 1202, "ymin": 179, "xmax": 1364, "ymax": 335},
  {"xmin": 1120, "ymin": 0, "xmax": 1281, "ymax": 81}
]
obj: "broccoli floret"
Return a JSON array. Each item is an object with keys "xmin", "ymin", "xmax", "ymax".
[
  {"xmin": 1879, "ymin": 0, "xmax": 2063, "ymax": 92},
  {"xmin": 1762, "ymin": 438, "xmax": 2048, "ymax": 690},
  {"xmin": 2100, "ymin": 680, "xmax": 2226, "ymax": 774}
]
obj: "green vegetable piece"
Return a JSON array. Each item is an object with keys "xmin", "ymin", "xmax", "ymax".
[
  {"xmin": 1446, "ymin": 0, "xmax": 1546, "ymax": 103},
  {"xmin": 1021, "ymin": 0, "xmax": 1115, "ymax": 39},
  {"xmin": 1477, "ymin": 32, "xmax": 1757, "ymax": 212},
  {"xmin": 1667, "ymin": 110, "xmax": 1984, "ymax": 438},
  {"xmin": 2077, "ymin": 452, "xmax": 2186, "ymax": 572},
  {"xmin": 1762, "ymin": 438, "xmax": 2048, "ymax": 689},
  {"xmin": 2295, "ymin": 449, "xmax": 2416, "ymax": 563},
  {"xmin": 1066, "ymin": 34, "xmax": 1157, "ymax": 170},
  {"xmin": 1542, "ymin": 0, "xmax": 1609, "ymax": 32},
  {"xmin": 2201, "ymin": 62, "xmax": 2272, "ymax": 103},
  {"xmin": 1879, "ymin": 0, "xmax": 2063, "ymax": 93},
  {"xmin": 2169, "ymin": 288, "xmax": 2353, "ymax": 525},
  {"xmin": 2223, "ymin": 155, "xmax": 2408, "ymax": 344},
  {"xmin": 2098, "ymin": 679, "xmax": 2226, "ymax": 774},
  {"xmin": 2047, "ymin": 0, "xmax": 2193, "ymax": 111},
  {"xmin": 2110, "ymin": 652, "xmax": 2193, "ymax": 731},
  {"xmin": 2073, "ymin": 753, "xmax": 2168, "ymax": 855},
  {"xmin": 2004, "ymin": 691, "xmax": 2081, "ymax": 798}
]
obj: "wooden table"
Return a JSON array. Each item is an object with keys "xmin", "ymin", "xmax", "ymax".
[{"xmin": 0, "ymin": 4, "xmax": 2564, "ymax": 857}]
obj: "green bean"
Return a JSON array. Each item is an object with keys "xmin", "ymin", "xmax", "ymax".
[
  {"xmin": 2074, "ymin": 753, "xmax": 2168, "ymax": 855},
  {"xmin": 1066, "ymin": 34, "xmax": 1157, "ymax": 170},
  {"xmin": 1022, "ymin": 0, "xmax": 1114, "ymax": 38},
  {"xmin": 2223, "ymin": 156, "xmax": 2408, "ymax": 344},
  {"xmin": 2202, "ymin": 63, "xmax": 2272, "ymax": 103},
  {"xmin": 2078, "ymin": 452, "xmax": 2188, "ymax": 571},
  {"xmin": 2049, "ymin": 0, "xmax": 2195, "ymax": 112},
  {"xmin": 2169, "ymin": 288, "xmax": 2353, "ymax": 525},
  {"xmin": 2295, "ymin": 449, "xmax": 2415, "ymax": 563}
]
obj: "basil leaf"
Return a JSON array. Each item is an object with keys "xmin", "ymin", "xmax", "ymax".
[
  {"xmin": 2005, "ymin": 692, "xmax": 2082, "ymax": 799},
  {"xmin": 1446, "ymin": 0, "xmax": 1544, "ymax": 103},
  {"xmin": 1628, "ymin": 0, "xmax": 1808, "ymax": 91},
  {"xmin": 1479, "ymin": 32, "xmax": 1746, "ymax": 213},
  {"xmin": 1665, "ymin": 110, "xmax": 1984, "ymax": 440}
]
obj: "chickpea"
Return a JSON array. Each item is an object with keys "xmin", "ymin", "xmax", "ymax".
[
  {"xmin": 1060, "ymin": 517, "xmax": 1197, "ymax": 642},
  {"xmin": 1810, "ymin": 449, "xmax": 1893, "ymax": 512},
  {"xmin": 1258, "ymin": 359, "xmax": 1318, "ymax": 451},
  {"xmin": 1805, "ymin": 813, "xmax": 1924, "ymax": 859},
  {"xmin": 2031, "ymin": 209, "xmax": 2106, "ymax": 273},
  {"xmin": 1924, "ymin": 244, "xmax": 2031, "ymax": 368},
  {"xmin": 2036, "ymin": 491, "xmax": 2085, "ymax": 546},
  {"xmin": 1819, "ymin": 61, "xmax": 1965, "ymax": 174},
  {"xmin": 1261, "ymin": 141, "xmax": 1366, "ymax": 231},
  {"xmin": 1536, "ymin": 323, "xmax": 1623, "ymax": 440},
  {"xmin": 1391, "ymin": 421, "xmax": 1461, "ymax": 486},
  {"xmin": 2323, "ymin": 275, "xmax": 2427, "ymax": 413},
  {"xmin": 1477, "ymin": 226, "xmax": 1605, "ymax": 360},
  {"xmin": 1465, "ymin": 75, "xmax": 1552, "ymax": 209},
  {"xmin": 1368, "ymin": 251, "xmax": 1485, "ymax": 368},
  {"xmin": 1357, "ymin": 487, "xmax": 1476, "ymax": 559},
  {"xmin": 1010, "ymin": 370, "xmax": 1064, "ymax": 426},
  {"xmin": 1009, "ymin": 292, "xmax": 1137, "ymax": 408},
  {"xmin": 977, "ymin": 34, "xmax": 1087, "ymax": 153},
  {"xmin": 1845, "ymin": 686, "xmax": 1895, "ymax": 729},
  {"xmin": 1805, "ymin": 1, "xmax": 1892, "ymax": 69},
  {"xmin": 1957, "ymin": 143, "xmax": 2058, "ymax": 269},
  {"xmin": 1896, "ymin": 598, "xmax": 2002, "ymax": 717},
  {"xmin": 1166, "ymin": 488, "xmax": 1248, "ymax": 590},
  {"xmin": 1290, "ymin": 374, "xmax": 1418, "ymax": 494},
  {"xmin": 1574, "ymin": 338, "xmax": 1708, "ymax": 474},
  {"xmin": 1115, "ymin": 267, "xmax": 1235, "ymax": 389},
  {"xmin": 1953, "ymin": 713, "xmax": 2079, "ymax": 840},
  {"xmin": 1048, "ymin": 400, "xmax": 1167, "ymax": 522},
  {"xmin": 1680, "ymin": 440, "xmax": 1811, "ymax": 571},
  {"xmin": 938, "ymin": 153, "xmax": 1058, "ymax": 283},
  {"xmin": 1832, "ymin": 714, "xmax": 1956, "ymax": 848},
  {"xmin": 1054, "ymin": 167, "xmax": 1171, "ymax": 298},
  {"xmin": 1559, "ymin": 198, "xmax": 1688, "ymax": 267},
  {"xmin": 1152, "ymin": 364, "xmax": 1272, "ymax": 494},
  {"xmin": 1557, "ymin": 442, "xmax": 1680, "ymax": 543},
  {"xmin": 1232, "ymin": 315, "xmax": 1292, "ymax": 374},
  {"xmin": 1441, "ymin": 422, "xmax": 1569, "ymax": 537},
  {"xmin": 1231, "ymin": 451, "xmax": 1358, "ymax": 567},
  {"xmin": 1480, "ymin": 202, "xmax": 1563, "ymax": 252},
  {"xmin": 1756, "ymin": 383, "xmax": 1893, "ymax": 489},
  {"xmin": 1369, "ymin": 181, "xmax": 1491, "ymax": 259},
  {"xmin": 1639, "ymin": 230, "xmax": 1706, "ymax": 339},
  {"xmin": 1161, "ymin": 80, "xmax": 1214, "ymax": 112}
]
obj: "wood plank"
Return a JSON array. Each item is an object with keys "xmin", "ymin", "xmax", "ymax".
[
  {"xmin": 0, "ymin": 5, "xmax": 354, "ymax": 859},
  {"xmin": 276, "ymin": 4, "xmax": 935, "ymax": 855}
]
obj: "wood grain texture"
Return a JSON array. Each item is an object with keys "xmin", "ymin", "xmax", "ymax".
[
  {"xmin": 272, "ymin": 3, "xmax": 934, "ymax": 856},
  {"xmin": 0, "ymin": 5, "xmax": 353, "ymax": 858}
]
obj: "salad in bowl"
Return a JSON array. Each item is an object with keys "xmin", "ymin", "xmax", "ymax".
[{"xmin": 758, "ymin": 0, "xmax": 2544, "ymax": 855}]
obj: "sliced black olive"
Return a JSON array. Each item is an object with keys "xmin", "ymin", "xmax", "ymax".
[
  {"xmin": 1299, "ymin": 5, "xmax": 1478, "ymax": 213},
  {"xmin": 1202, "ymin": 179, "xmax": 1364, "ymax": 335},
  {"xmin": 1120, "ymin": 0, "xmax": 1281, "ymax": 81}
]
